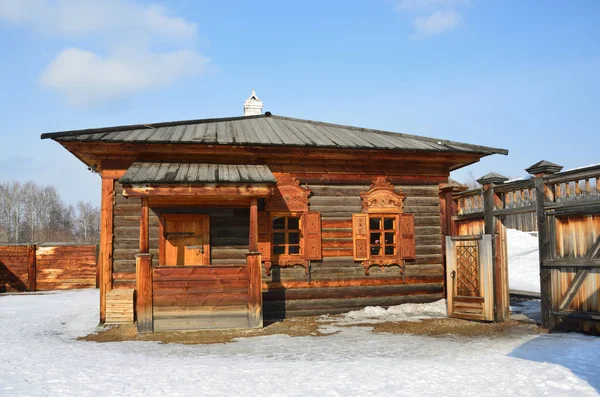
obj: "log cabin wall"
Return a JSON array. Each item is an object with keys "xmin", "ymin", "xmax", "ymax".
[
  {"xmin": 262, "ymin": 181, "xmax": 443, "ymax": 319},
  {"xmin": 110, "ymin": 180, "xmax": 443, "ymax": 318}
]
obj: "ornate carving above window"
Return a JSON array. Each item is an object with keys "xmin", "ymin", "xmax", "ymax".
[
  {"xmin": 265, "ymin": 173, "xmax": 312, "ymax": 212},
  {"xmin": 360, "ymin": 177, "xmax": 406, "ymax": 214}
]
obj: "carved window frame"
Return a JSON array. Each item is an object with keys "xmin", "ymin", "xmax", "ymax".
[
  {"xmin": 261, "ymin": 173, "xmax": 315, "ymax": 276},
  {"xmin": 355, "ymin": 177, "xmax": 408, "ymax": 276}
]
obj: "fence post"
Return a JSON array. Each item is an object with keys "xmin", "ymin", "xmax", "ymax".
[
  {"xmin": 27, "ymin": 244, "xmax": 37, "ymax": 292},
  {"xmin": 526, "ymin": 160, "xmax": 563, "ymax": 330},
  {"xmin": 477, "ymin": 173, "xmax": 509, "ymax": 322}
]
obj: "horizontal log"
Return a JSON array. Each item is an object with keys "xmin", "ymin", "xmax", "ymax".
[
  {"xmin": 152, "ymin": 292, "xmax": 249, "ymax": 307},
  {"xmin": 263, "ymin": 283, "xmax": 442, "ymax": 301},
  {"xmin": 492, "ymin": 206, "xmax": 535, "ymax": 217},
  {"xmin": 264, "ymin": 293, "xmax": 444, "ymax": 314},
  {"xmin": 263, "ymin": 276, "xmax": 443, "ymax": 290},
  {"xmin": 543, "ymin": 258, "xmax": 600, "ymax": 268},
  {"xmin": 153, "ymin": 266, "xmax": 248, "ymax": 280},
  {"xmin": 153, "ymin": 314, "xmax": 249, "ymax": 332}
]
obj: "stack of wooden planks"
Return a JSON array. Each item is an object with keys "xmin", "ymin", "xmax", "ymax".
[{"xmin": 106, "ymin": 288, "xmax": 135, "ymax": 324}]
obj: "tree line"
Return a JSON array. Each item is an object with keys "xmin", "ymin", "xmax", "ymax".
[{"xmin": 0, "ymin": 181, "xmax": 100, "ymax": 243}]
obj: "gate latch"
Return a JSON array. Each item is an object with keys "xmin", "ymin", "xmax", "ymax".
[
  {"xmin": 185, "ymin": 245, "xmax": 204, "ymax": 253},
  {"xmin": 450, "ymin": 270, "xmax": 456, "ymax": 279}
]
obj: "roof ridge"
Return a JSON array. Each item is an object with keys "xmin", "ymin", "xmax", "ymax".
[
  {"xmin": 270, "ymin": 115, "xmax": 508, "ymax": 155},
  {"xmin": 40, "ymin": 114, "xmax": 268, "ymax": 140}
]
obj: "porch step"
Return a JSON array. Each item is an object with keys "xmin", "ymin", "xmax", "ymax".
[{"xmin": 106, "ymin": 288, "xmax": 135, "ymax": 324}]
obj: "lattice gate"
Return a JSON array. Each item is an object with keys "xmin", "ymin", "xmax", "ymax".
[{"xmin": 445, "ymin": 235, "xmax": 494, "ymax": 321}]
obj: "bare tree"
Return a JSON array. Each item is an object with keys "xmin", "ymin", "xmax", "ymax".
[
  {"xmin": 76, "ymin": 201, "xmax": 100, "ymax": 242},
  {"xmin": 0, "ymin": 181, "xmax": 98, "ymax": 243},
  {"xmin": 463, "ymin": 171, "xmax": 481, "ymax": 190}
]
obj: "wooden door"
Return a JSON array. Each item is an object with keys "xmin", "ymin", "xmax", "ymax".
[
  {"xmin": 162, "ymin": 214, "xmax": 210, "ymax": 266},
  {"xmin": 445, "ymin": 235, "xmax": 494, "ymax": 321}
]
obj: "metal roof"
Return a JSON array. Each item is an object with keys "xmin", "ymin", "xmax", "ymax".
[
  {"xmin": 119, "ymin": 163, "xmax": 277, "ymax": 185},
  {"xmin": 41, "ymin": 113, "xmax": 507, "ymax": 155}
]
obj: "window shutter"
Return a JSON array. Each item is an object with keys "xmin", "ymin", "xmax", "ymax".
[
  {"xmin": 257, "ymin": 212, "xmax": 271, "ymax": 261},
  {"xmin": 400, "ymin": 214, "xmax": 416, "ymax": 260},
  {"xmin": 352, "ymin": 213, "xmax": 370, "ymax": 261},
  {"xmin": 302, "ymin": 212, "xmax": 322, "ymax": 260}
]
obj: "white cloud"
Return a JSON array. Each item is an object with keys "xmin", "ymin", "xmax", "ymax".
[
  {"xmin": 0, "ymin": 0, "xmax": 208, "ymax": 105},
  {"xmin": 413, "ymin": 10, "xmax": 462, "ymax": 36},
  {"xmin": 396, "ymin": 0, "xmax": 468, "ymax": 37},
  {"xmin": 40, "ymin": 48, "xmax": 208, "ymax": 105}
]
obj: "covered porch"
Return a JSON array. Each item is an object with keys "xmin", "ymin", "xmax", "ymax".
[{"xmin": 120, "ymin": 162, "xmax": 275, "ymax": 333}]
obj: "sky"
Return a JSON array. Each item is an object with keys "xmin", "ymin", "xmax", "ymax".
[{"xmin": 0, "ymin": 0, "xmax": 598, "ymax": 206}]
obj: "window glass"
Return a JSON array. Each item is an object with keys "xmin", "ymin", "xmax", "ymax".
[
  {"xmin": 368, "ymin": 215, "xmax": 398, "ymax": 258},
  {"xmin": 274, "ymin": 232, "xmax": 285, "ymax": 245},
  {"xmin": 273, "ymin": 246, "xmax": 285, "ymax": 255},
  {"xmin": 383, "ymin": 218, "xmax": 395, "ymax": 230},
  {"xmin": 370, "ymin": 217, "xmax": 381, "ymax": 230},
  {"xmin": 272, "ymin": 215, "xmax": 302, "ymax": 257},
  {"xmin": 288, "ymin": 217, "xmax": 300, "ymax": 230},
  {"xmin": 370, "ymin": 232, "xmax": 381, "ymax": 245},
  {"xmin": 289, "ymin": 232, "xmax": 300, "ymax": 245},
  {"xmin": 273, "ymin": 217, "xmax": 286, "ymax": 230}
]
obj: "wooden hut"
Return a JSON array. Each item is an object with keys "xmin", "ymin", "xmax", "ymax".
[{"xmin": 41, "ymin": 94, "xmax": 507, "ymax": 332}]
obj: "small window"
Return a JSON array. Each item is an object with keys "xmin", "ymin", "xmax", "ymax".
[
  {"xmin": 272, "ymin": 215, "xmax": 301, "ymax": 256},
  {"xmin": 369, "ymin": 215, "xmax": 397, "ymax": 257}
]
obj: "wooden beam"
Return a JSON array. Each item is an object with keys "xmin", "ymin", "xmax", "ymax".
[
  {"xmin": 140, "ymin": 197, "xmax": 149, "ymax": 253},
  {"xmin": 136, "ymin": 253, "xmax": 153, "ymax": 333},
  {"xmin": 247, "ymin": 252, "xmax": 263, "ymax": 328},
  {"xmin": 99, "ymin": 178, "xmax": 115, "ymax": 324},
  {"xmin": 61, "ymin": 141, "xmax": 485, "ymax": 165},
  {"xmin": 249, "ymin": 198, "xmax": 258, "ymax": 252},
  {"xmin": 122, "ymin": 185, "xmax": 273, "ymax": 198},
  {"xmin": 100, "ymin": 169, "xmax": 127, "ymax": 180}
]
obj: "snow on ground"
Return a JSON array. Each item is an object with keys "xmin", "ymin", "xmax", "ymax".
[
  {"xmin": 507, "ymin": 228, "xmax": 541, "ymax": 293},
  {"xmin": 326, "ymin": 299, "xmax": 447, "ymax": 326},
  {"xmin": 2, "ymin": 290, "xmax": 600, "ymax": 396}
]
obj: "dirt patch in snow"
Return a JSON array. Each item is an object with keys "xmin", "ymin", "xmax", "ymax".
[
  {"xmin": 359, "ymin": 318, "xmax": 545, "ymax": 338},
  {"xmin": 80, "ymin": 316, "xmax": 335, "ymax": 344},
  {"xmin": 81, "ymin": 315, "xmax": 543, "ymax": 344}
]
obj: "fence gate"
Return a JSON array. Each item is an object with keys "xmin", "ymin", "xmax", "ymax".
[{"xmin": 445, "ymin": 235, "xmax": 494, "ymax": 321}]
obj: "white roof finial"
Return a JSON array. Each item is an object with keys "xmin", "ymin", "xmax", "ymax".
[{"xmin": 244, "ymin": 90, "xmax": 263, "ymax": 116}]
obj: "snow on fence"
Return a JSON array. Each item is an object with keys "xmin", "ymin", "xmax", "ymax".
[
  {"xmin": 0, "ymin": 243, "xmax": 98, "ymax": 292},
  {"xmin": 443, "ymin": 161, "xmax": 600, "ymax": 334}
]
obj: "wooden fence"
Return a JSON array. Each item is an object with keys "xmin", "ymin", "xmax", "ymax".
[
  {"xmin": 0, "ymin": 243, "xmax": 98, "ymax": 292},
  {"xmin": 443, "ymin": 161, "xmax": 600, "ymax": 334}
]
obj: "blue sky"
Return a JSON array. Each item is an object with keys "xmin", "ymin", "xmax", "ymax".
[{"xmin": 0, "ymin": 0, "xmax": 598, "ymax": 206}]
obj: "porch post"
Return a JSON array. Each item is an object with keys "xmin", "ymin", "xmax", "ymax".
[
  {"xmin": 136, "ymin": 197, "xmax": 153, "ymax": 333},
  {"xmin": 247, "ymin": 252, "xmax": 263, "ymax": 328},
  {"xmin": 140, "ymin": 197, "xmax": 149, "ymax": 253},
  {"xmin": 136, "ymin": 253, "xmax": 153, "ymax": 333},
  {"xmin": 249, "ymin": 198, "xmax": 258, "ymax": 252}
]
